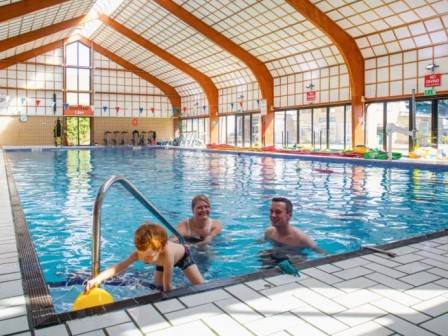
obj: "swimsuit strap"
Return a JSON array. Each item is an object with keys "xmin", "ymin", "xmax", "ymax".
[{"xmin": 187, "ymin": 218, "xmax": 192, "ymax": 236}]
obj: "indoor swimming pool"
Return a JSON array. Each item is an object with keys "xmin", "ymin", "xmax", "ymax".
[{"xmin": 6, "ymin": 148, "xmax": 448, "ymax": 312}]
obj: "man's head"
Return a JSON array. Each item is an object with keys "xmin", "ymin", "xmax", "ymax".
[{"xmin": 270, "ymin": 197, "xmax": 293, "ymax": 228}]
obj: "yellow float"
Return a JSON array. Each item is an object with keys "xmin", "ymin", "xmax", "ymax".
[{"xmin": 72, "ymin": 287, "xmax": 114, "ymax": 311}]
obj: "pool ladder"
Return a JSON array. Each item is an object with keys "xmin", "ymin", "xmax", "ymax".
[{"xmin": 91, "ymin": 176, "xmax": 185, "ymax": 277}]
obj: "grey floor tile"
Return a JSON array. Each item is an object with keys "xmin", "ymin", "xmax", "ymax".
[
  {"xmin": 420, "ymin": 313, "xmax": 448, "ymax": 336},
  {"xmin": 0, "ymin": 315, "xmax": 29, "ymax": 335}
]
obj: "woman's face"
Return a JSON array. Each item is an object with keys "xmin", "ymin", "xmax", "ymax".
[{"xmin": 192, "ymin": 200, "xmax": 210, "ymax": 220}]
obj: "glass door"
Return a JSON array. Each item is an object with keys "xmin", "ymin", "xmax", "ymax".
[
  {"xmin": 243, "ymin": 115, "xmax": 251, "ymax": 147},
  {"xmin": 66, "ymin": 117, "xmax": 91, "ymax": 146},
  {"xmin": 329, "ymin": 106, "xmax": 345, "ymax": 150},
  {"xmin": 366, "ymin": 103, "xmax": 384, "ymax": 150},
  {"xmin": 285, "ymin": 110, "xmax": 297, "ymax": 147},
  {"xmin": 415, "ymin": 101, "xmax": 432, "ymax": 147},
  {"xmin": 236, "ymin": 115, "xmax": 243, "ymax": 146},
  {"xmin": 274, "ymin": 111, "xmax": 285, "ymax": 146},
  {"xmin": 313, "ymin": 108, "xmax": 327, "ymax": 150},
  {"xmin": 299, "ymin": 109, "xmax": 312, "ymax": 148},
  {"xmin": 438, "ymin": 99, "xmax": 448, "ymax": 149},
  {"xmin": 387, "ymin": 101, "xmax": 409, "ymax": 153}
]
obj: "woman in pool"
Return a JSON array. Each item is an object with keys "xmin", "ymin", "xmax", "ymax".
[{"xmin": 175, "ymin": 195, "xmax": 222, "ymax": 245}]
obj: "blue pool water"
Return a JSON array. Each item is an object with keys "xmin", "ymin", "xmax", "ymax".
[{"xmin": 6, "ymin": 148, "xmax": 448, "ymax": 312}]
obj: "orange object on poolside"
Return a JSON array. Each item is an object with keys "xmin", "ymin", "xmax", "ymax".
[
  {"xmin": 353, "ymin": 145, "xmax": 369, "ymax": 154},
  {"xmin": 408, "ymin": 151, "xmax": 421, "ymax": 159}
]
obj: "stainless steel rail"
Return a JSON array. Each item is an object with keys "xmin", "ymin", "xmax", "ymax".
[{"xmin": 92, "ymin": 175, "xmax": 185, "ymax": 277}]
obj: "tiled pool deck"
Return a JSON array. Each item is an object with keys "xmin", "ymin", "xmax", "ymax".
[{"xmin": 1, "ymin": 150, "xmax": 448, "ymax": 336}]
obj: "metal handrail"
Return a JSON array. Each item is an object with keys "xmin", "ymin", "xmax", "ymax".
[{"xmin": 92, "ymin": 175, "xmax": 185, "ymax": 277}]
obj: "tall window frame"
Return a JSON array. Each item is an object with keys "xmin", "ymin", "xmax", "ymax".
[{"xmin": 64, "ymin": 42, "xmax": 92, "ymax": 106}]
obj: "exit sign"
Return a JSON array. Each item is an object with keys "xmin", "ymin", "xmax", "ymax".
[
  {"xmin": 306, "ymin": 91, "xmax": 316, "ymax": 101},
  {"xmin": 424, "ymin": 88, "xmax": 436, "ymax": 96},
  {"xmin": 424, "ymin": 73, "xmax": 441, "ymax": 87}
]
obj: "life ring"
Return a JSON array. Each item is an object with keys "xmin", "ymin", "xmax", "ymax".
[{"xmin": 131, "ymin": 118, "xmax": 138, "ymax": 126}]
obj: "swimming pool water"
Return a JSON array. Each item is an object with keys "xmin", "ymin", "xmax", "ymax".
[{"xmin": 6, "ymin": 148, "xmax": 448, "ymax": 312}]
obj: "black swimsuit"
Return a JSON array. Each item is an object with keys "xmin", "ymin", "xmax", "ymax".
[{"xmin": 155, "ymin": 246, "xmax": 195, "ymax": 272}]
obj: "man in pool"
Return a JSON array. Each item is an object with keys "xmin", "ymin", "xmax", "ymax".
[{"xmin": 265, "ymin": 197, "xmax": 324, "ymax": 254}]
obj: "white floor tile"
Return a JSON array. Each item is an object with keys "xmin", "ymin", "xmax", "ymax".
[
  {"xmin": 370, "ymin": 298, "xmax": 430, "ymax": 324},
  {"xmin": 0, "ymin": 315, "xmax": 29, "ymax": 335},
  {"xmin": 395, "ymin": 262, "xmax": 432, "ymax": 274},
  {"xmin": 0, "ymin": 305, "xmax": 26, "ymax": 320},
  {"xmin": 34, "ymin": 324, "xmax": 68, "ymax": 336},
  {"xmin": 333, "ymin": 321, "xmax": 393, "ymax": 336},
  {"xmin": 301, "ymin": 268, "xmax": 342, "ymax": 284},
  {"xmin": 400, "ymin": 271, "xmax": 440, "ymax": 287},
  {"xmin": 336, "ymin": 289, "xmax": 381, "ymax": 309},
  {"xmin": 334, "ymin": 304, "xmax": 386, "ymax": 327},
  {"xmin": 154, "ymin": 299, "xmax": 185, "ymax": 314},
  {"xmin": 204, "ymin": 314, "xmax": 252, "ymax": 336},
  {"xmin": 179, "ymin": 289, "xmax": 231, "ymax": 307},
  {"xmin": 406, "ymin": 283, "xmax": 448, "ymax": 301},
  {"xmin": 376, "ymin": 314, "xmax": 435, "ymax": 336},
  {"xmin": 244, "ymin": 312, "xmax": 304, "ymax": 336},
  {"xmin": 334, "ymin": 277, "xmax": 378, "ymax": 293},
  {"xmin": 148, "ymin": 320, "xmax": 214, "ymax": 336},
  {"xmin": 412, "ymin": 296, "xmax": 448, "ymax": 317},
  {"xmin": 127, "ymin": 303, "xmax": 170, "ymax": 333},
  {"xmin": 163, "ymin": 303, "xmax": 222, "ymax": 326},
  {"xmin": 214, "ymin": 297, "xmax": 263, "ymax": 324},
  {"xmin": 333, "ymin": 267, "xmax": 373, "ymax": 280},
  {"xmin": 291, "ymin": 304, "xmax": 349, "ymax": 334},
  {"xmin": 67, "ymin": 311, "xmax": 130, "ymax": 335},
  {"xmin": 105, "ymin": 322, "xmax": 142, "ymax": 336},
  {"xmin": 420, "ymin": 313, "xmax": 448, "ymax": 336}
]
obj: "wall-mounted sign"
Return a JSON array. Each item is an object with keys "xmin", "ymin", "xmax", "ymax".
[
  {"xmin": 424, "ymin": 88, "xmax": 436, "ymax": 96},
  {"xmin": 64, "ymin": 105, "xmax": 93, "ymax": 117},
  {"xmin": 424, "ymin": 73, "xmax": 441, "ymax": 87},
  {"xmin": 306, "ymin": 91, "xmax": 316, "ymax": 101}
]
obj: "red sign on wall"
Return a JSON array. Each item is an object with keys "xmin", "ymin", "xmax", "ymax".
[
  {"xmin": 306, "ymin": 91, "xmax": 316, "ymax": 101},
  {"xmin": 424, "ymin": 74, "xmax": 441, "ymax": 87},
  {"xmin": 64, "ymin": 105, "xmax": 93, "ymax": 116}
]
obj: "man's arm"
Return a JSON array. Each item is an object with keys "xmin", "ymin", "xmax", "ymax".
[{"xmin": 298, "ymin": 231, "xmax": 325, "ymax": 254}]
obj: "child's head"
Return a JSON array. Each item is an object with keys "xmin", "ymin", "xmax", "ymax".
[{"xmin": 134, "ymin": 223, "xmax": 168, "ymax": 252}]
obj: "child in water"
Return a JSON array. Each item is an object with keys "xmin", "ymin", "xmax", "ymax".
[{"xmin": 86, "ymin": 223, "xmax": 204, "ymax": 292}]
